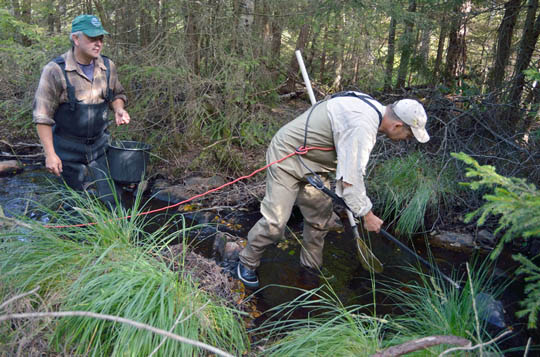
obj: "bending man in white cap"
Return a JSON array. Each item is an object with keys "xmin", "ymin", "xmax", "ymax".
[{"xmin": 235, "ymin": 91, "xmax": 430, "ymax": 289}]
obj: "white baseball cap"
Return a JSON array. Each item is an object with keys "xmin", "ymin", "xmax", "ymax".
[{"xmin": 392, "ymin": 99, "xmax": 430, "ymax": 143}]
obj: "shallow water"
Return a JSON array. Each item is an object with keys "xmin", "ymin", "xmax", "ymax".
[{"xmin": 0, "ymin": 166, "xmax": 57, "ymax": 219}]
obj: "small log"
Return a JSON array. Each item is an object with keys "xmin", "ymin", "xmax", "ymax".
[{"xmin": 371, "ymin": 335, "xmax": 471, "ymax": 357}]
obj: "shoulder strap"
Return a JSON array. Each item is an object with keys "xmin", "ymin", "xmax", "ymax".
[
  {"xmin": 331, "ymin": 91, "xmax": 383, "ymax": 125},
  {"xmin": 53, "ymin": 56, "xmax": 76, "ymax": 111}
]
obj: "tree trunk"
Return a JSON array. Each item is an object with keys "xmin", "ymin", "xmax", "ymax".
[
  {"xmin": 444, "ymin": 1, "xmax": 472, "ymax": 84},
  {"xmin": 56, "ymin": 1, "xmax": 65, "ymax": 33},
  {"xmin": 85, "ymin": 0, "xmax": 92, "ymax": 14},
  {"xmin": 433, "ymin": 21, "xmax": 447, "ymax": 84},
  {"xmin": 257, "ymin": 0, "xmax": 271, "ymax": 58},
  {"xmin": 92, "ymin": 0, "xmax": 110, "ymax": 35},
  {"xmin": 351, "ymin": 35, "xmax": 360, "ymax": 84},
  {"xmin": 505, "ymin": 0, "xmax": 540, "ymax": 128},
  {"xmin": 185, "ymin": 2, "xmax": 201, "ymax": 75},
  {"xmin": 270, "ymin": 10, "xmax": 282, "ymax": 81},
  {"xmin": 319, "ymin": 24, "xmax": 328, "ymax": 84},
  {"xmin": 307, "ymin": 27, "xmax": 320, "ymax": 72},
  {"xmin": 396, "ymin": 0, "xmax": 416, "ymax": 89},
  {"xmin": 418, "ymin": 27, "xmax": 431, "ymax": 83},
  {"xmin": 20, "ymin": 0, "xmax": 31, "ymax": 46},
  {"xmin": 487, "ymin": 0, "xmax": 523, "ymax": 94},
  {"xmin": 119, "ymin": 0, "xmax": 137, "ymax": 46},
  {"xmin": 139, "ymin": 5, "xmax": 152, "ymax": 47},
  {"xmin": 384, "ymin": 17, "xmax": 397, "ymax": 91},
  {"xmin": 11, "ymin": 0, "xmax": 21, "ymax": 17},
  {"xmin": 45, "ymin": 0, "xmax": 57, "ymax": 33},
  {"xmin": 284, "ymin": 23, "xmax": 311, "ymax": 94},
  {"xmin": 332, "ymin": 15, "xmax": 345, "ymax": 90}
]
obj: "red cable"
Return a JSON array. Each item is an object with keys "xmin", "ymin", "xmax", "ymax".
[{"xmin": 45, "ymin": 146, "xmax": 335, "ymax": 229}]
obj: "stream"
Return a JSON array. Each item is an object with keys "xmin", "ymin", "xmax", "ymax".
[{"xmin": 1, "ymin": 167, "xmax": 537, "ymax": 355}]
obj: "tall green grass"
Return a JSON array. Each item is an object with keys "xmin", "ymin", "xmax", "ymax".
[
  {"xmin": 385, "ymin": 260, "xmax": 506, "ymax": 355},
  {"xmin": 370, "ymin": 152, "xmax": 458, "ymax": 236},
  {"xmin": 0, "ymin": 184, "xmax": 249, "ymax": 356},
  {"xmin": 255, "ymin": 287, "xmax": 388, "ymax": 356}
]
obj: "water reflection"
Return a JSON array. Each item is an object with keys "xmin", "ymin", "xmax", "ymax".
[{"xmin": 0, "ymin": 168, "xmax": 56, "ymax": 219}]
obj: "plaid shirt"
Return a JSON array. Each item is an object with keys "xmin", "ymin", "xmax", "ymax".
[{"xmin": 33, "ymin": 49, "xmax": 128, "ymax": 125}]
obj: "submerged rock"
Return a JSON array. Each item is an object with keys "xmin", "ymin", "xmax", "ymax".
[
  {"xmin": 476, "ymin": 292, "xmax": 506, "ymax": 328},
  {"xmin": 0, "ymin": 160, "xmax": 22, "ymax": 176},
  {"xmin": 430, "ymin": 230, "xmax": 477, "ymax": 250},
  {"xmin": 477, "ymin": 229, "xmax": 496, "ymax": 247},
  {"xmin": 212, "ymin": 231, "xmax": 245, "ymax": 263},
  {"xmin": 151, "ymin": 175, "xmax": 227, "ymax": 204}
]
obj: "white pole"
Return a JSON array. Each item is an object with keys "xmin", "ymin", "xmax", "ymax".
[{"xmin": 295, "ymin": 50, "xmax": 317, "ymax": 105}]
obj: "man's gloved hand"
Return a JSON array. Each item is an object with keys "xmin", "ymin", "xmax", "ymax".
[{"xmin": 362, "ymin": 210, "xmax": 383, "ymax": 233}]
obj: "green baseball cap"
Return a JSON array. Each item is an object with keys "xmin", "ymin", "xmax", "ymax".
[{"xmin": 71, "ymin": 15, "xmax": 109, "ymax": 37}]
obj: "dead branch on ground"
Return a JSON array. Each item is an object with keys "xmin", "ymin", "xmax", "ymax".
[{"xmin": 371, "ymin": 335, "xmax": 471, "ymax": 357}]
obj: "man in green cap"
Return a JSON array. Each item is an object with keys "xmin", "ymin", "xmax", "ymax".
[{"xmin": 33, "ymin": 15, "xmax": 130, "ymax": 206}]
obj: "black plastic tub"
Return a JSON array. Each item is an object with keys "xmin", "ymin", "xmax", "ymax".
[{"xmin": 107, "ymin": 140, "xmax": 151, "ymax": 184}]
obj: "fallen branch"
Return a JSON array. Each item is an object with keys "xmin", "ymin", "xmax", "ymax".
[
  {"xmin": 438, "ymin": 330, "xmax": 513, "ymax": 356},
  {"xmin": 371, "ymin": 335, "xmax": 471, "ymax": 357},
  {"xmin": 0, "ymin": 311, "xmax": 234, "ymax": 357},
  {"xmin": 0, "ymin": 153, "xmax": 44, "ymax": 160},
  {"xmin": 0, "ymin": 140, "xmax": 42, "ymax": 148}
]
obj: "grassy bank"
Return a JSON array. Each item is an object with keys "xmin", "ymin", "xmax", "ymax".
[{"xmin": 0, "ymin": 187, "xmax": 249, "ymax": 355}]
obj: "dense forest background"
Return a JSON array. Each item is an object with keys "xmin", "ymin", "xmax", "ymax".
[{"xmin": 1, "ymin": 0, "xmax": 539, "ymax": 182}]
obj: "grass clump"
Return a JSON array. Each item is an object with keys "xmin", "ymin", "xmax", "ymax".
[
  {"xmin": 255, "ymin": 287, "xmax": 387, "ymax": 356},
  {"xmin": 370, "ymin": 152, "xmax": 458, "ymax": 236},
  {"xmin": 386, "ymin": 261, "xmax": 505, "ymax": 355},
  {"xmin": 0, "ymin": 185, "xmax": 248, "ymax": 356}
]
